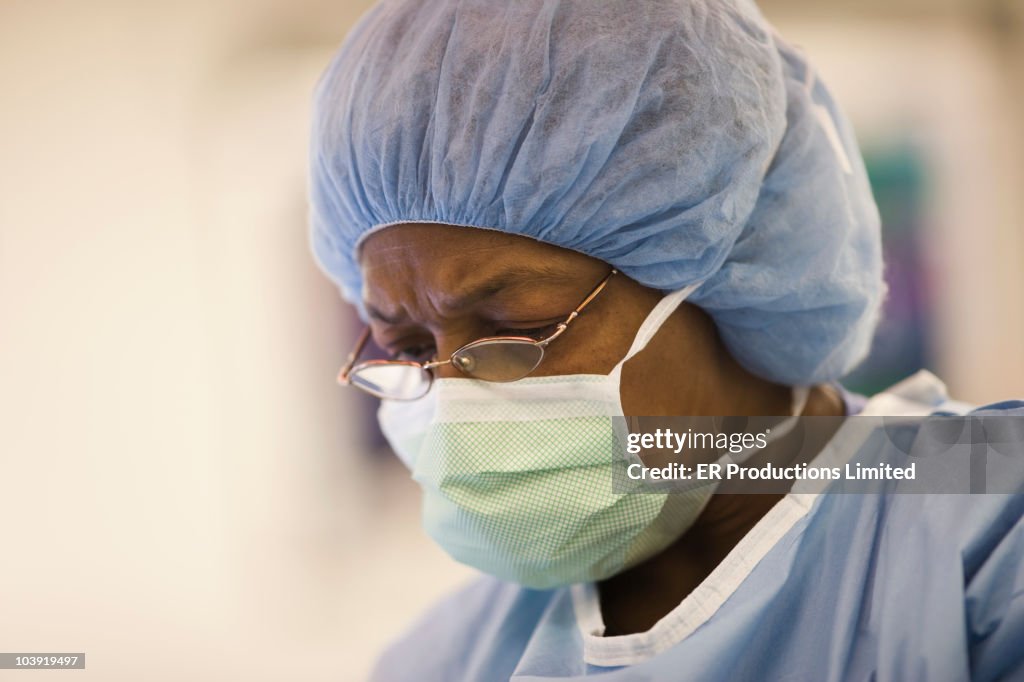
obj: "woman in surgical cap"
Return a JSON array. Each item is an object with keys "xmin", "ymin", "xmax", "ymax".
[{"xmin": 309, "ymin": 1, "xmax": 1024, "ymax": 680}]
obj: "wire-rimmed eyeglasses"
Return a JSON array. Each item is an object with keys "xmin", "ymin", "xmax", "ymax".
[{"xmin": 337, "ymin": 269, "xmax": 618, "ymax": 400}]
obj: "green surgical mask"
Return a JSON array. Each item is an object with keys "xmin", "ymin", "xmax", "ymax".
[{"xmin": 378, "ymin": 285, "xmax": 716, "ymax": 588}]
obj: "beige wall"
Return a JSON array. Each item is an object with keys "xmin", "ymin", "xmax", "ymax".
[{"xmin": 0, "ymin": 2, "xmax": 472, "ymax": 680}]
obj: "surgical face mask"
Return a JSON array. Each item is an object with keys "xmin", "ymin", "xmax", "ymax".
[{"xmin": 378, "ymin": 284, "xmax": 802, "ymax": 589}]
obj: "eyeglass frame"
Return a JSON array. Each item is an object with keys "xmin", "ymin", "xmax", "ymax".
[{"xmin": 337, "ymin": 268, "xmax": 619, "ymax": 399}]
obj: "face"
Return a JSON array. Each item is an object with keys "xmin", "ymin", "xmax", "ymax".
[{"xmin": 358, "ymin": 223, "xmax": 736, "ymax": 416}]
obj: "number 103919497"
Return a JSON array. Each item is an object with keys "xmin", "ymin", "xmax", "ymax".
[{"xmin": 0, "ymin": 653, "xmax": 85, "ymax": 669}]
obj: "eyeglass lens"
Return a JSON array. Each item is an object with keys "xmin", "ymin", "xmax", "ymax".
[
  {"xmin": 451, "ymin": 339, "xmax": 545, "ymax": 382},
  {"xmin": 349, "ymin": 363, "xmax": 432, "ymax": 400},
  {"xmin": 349, "ymin": 338, "xmax": 547, "ymax": 399}
]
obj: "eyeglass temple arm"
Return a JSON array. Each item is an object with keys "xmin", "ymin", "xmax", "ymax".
[
  {"xmin": 539, "ymin": 268, "xmax": 618, "ymax": 346},
  {"xmin": 337, "ymin": 327, "xmax": 372, "ymax": 383},
  {"xmin": 574, "ymin": 268, "xmax": 617, "ymax": 314}
]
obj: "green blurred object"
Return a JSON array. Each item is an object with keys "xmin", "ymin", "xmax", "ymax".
[{"xmin": 842, "ymin": 142, "xmax": 934, "ymax": 397}]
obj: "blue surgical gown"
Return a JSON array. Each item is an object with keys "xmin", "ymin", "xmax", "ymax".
[{"xmin": 371, "ymin": 372, "xmax": 1024, "ymax": 681}]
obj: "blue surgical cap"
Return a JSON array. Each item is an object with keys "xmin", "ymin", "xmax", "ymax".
[{"xmin": 309, "ymin": 0, "xmax": 884, "ymax": 386}]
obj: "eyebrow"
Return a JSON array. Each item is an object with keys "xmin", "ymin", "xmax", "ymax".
[{"xmin": 364, "ymin": 264, "xmax": 580, "ymax": 324}]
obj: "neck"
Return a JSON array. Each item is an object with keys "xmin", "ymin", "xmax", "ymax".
[
  {"xmin": 597, "ymin": 492, "xmax": 784, "ymax": 635},
  {"xmin": 597, "ymin": 384, "xmax": 845, "ymax": 636}
]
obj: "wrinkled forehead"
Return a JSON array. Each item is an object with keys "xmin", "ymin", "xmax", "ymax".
[
  {"xmin": 358, "ymin": 223, "xmax": 609, "ymax": 312},
  {"xmin": 360, "ymin": 223, "xmax": 604, "ymax": 280}
]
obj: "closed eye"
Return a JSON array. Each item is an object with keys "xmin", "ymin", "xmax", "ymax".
[
  {"xmin": 494, "ymin": 322, "xmax": 560, "ymax": 340},
  {"xmin": 391, "ymin": 344, "xmax": 435, "ymax": 363}
]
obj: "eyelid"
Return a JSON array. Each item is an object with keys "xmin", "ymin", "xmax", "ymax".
[
  {"xmin": 393, "ymin": 347, "xmax": 435, "ymax": 362},
  {"xmin": 494, "ymin": 315, "xmax": 565, "ymax": 330},
  {"xmin": 494, "ymin": 320, "xmax": 562, "ymax": 338},
  {"xmin": 374, "ymin": 313, "xmax": 565, "ymax": 353},
  {"xmin": 370, "ymin": 325, "xmax": 433, "ymax": 357}
]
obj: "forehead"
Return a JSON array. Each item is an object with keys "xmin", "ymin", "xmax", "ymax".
[{"xmin": 358, "ymin": 224, "xmax": 601, "ymax": 292}]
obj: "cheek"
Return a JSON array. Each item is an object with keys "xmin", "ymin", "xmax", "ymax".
[
  {"xmin": 525, "ymin": 341, "xmax": 620, "ymax": 377},
  {"xmin": 527, "ymin": 315, "xmax": 638, "ymax": 377},
  {"xmin": 619, "ymin": 362, "xmax": 667, "ymax": 416},
  {"xmin": 510, "ymin": 277, "xmax": 663, "ymax": 378},
  {"xmin": 617, "ymin": 312, "xmax": 701, "ymax": 416}
]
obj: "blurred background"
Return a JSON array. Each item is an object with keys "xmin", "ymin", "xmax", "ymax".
[{"xmin": 1, "ymin": 0, "xmax": 1022, "ymax": 679}]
